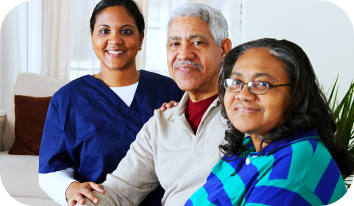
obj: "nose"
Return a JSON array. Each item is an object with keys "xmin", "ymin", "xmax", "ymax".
[
  {"xmin": 108, "ymin": 32, "xmax": 123, "ymax": 45},
  {"xmin": 177, "ymin": 43, "xmax": 196, "ymax": 60},
  {"xmin": 236, "ymin": 84, "xmax": 257, "ymax": 102}
]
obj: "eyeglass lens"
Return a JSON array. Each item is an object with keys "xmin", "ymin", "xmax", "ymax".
[{"xmin": 224, "ymin": 79, "xmax": 269, "ymax": 94}]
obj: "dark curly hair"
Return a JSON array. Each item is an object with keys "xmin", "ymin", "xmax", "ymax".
[
  {"xmin": 90, "ymin": 0, "xmax": 145, "ymax": 35},
  {"xmin": 218, "ymin": 38, "xmax": 354, "ymax": 178}
]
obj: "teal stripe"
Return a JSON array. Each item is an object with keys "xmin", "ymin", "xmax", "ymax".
[
  {"xmin": 256, "ymin": 179, "xmax": 323, "ymax": 205},
  {"xmin": 223, "ymin": 173, "xmax": 246, "ymax": 205},
  {"xmin": 328, "ymin": 176, "xmax": 347, "ymax": 204},
  {"xmin": 303, "ymin": 142, "xmax": 331, "ymax": 191},
  {"xmin": 287, "ymin": 141, "xmax": 313, "ymax": 181},
  {"xmin": 212, "ymin": 160, "xmax": 237, "ymax": 181},
  {"xmin": 251, "ymin": 155, "xmax": 274, "ymax": 178},
  {"xmin": 189, "ymin": 187, "xmax": 217, "ymax": 206}
]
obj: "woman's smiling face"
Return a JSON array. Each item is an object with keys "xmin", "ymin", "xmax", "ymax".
[
  {"xmin": 91, "ymin": 6, "xmax": 143, "ymax": 72},
  {"xmin": 224, "ymin": 48, "xmax": 292, "ymax": 137}
]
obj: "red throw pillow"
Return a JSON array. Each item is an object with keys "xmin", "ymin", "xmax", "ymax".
[{"xmin": 9, "ymin": 95, "xmax": 52, "ymax": 155}]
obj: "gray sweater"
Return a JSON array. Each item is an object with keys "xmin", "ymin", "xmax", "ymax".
[{"xmin": 78, "ymin": 93, "xmax": 228, "ymax": 206}]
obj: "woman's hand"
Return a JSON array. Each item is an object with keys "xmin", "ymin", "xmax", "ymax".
[
  {"xmin": 66, "ymin": 182, "xmax": 105, "ymax": 206},
  {"xmin": 154, "ymin": 101, "xmax": 179, "ymax": 114}
]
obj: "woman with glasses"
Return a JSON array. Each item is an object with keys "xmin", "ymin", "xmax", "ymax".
[{"xmin": 185, "ymin": 38, "xmax": 354, "ymax": 206}]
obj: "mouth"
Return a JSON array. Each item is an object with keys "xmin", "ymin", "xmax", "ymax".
[
  {"xmin": 107, "ymin": 50, "xmax": 124, "ymax": 55},
  {"xmin": 235, "ymin": 106, "xmax": 261, "ymax": 113}
]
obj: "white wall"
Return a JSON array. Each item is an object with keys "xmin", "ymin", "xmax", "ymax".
[{"xmin": 242, "ymin": 0, "xmax": 354, "ymax": 101}]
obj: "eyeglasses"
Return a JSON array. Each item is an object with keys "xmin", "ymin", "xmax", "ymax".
[{"xmin": 224, "ymin": 78, "xmax": 292, "ymax": 95}]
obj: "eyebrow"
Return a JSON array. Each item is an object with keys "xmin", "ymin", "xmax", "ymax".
[
  {"xmin": 232, "ymin": 72, "xmax": 279, "ymax": 82},
  {"xmin": 168, "ymin": 35, "xmax": 210, "ymax": 43},
  {"xmin": 168, "ymin": 36, "xmax": 181, "ymax": 42},
  {"xmin": 189, "ymin": 35, "xmax": 209, "ymax": 43},
  {"xmin": 96, "ymin": 24, "xmax": 135, "ymax": 29}
]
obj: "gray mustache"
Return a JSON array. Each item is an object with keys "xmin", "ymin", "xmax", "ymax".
[{"xmin": 173, "ymin": 60, "xmax": 202, "ymax": 69}]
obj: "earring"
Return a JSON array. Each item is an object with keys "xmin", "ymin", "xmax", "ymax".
[
  {"xmin": 92, "ymin": 45, "xmax": 94, "ymax": 49},
  {"xmin": 139, "ymin": 46, "xmax": 142, "ymax": 51}
]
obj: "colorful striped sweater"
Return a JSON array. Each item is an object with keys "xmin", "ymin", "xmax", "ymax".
[{"xmin": 186, "ymin": 129, "xmax": 347, "ymax": 206}]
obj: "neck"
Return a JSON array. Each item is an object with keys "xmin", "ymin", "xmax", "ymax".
[
  {"xmin": 188, "ymin": 88, "xmax": 218, "ymax": 102},
  {"xmin": 96, "ymin": 68, "xmax": 140, "ymax": 87},
  {"xmin": 250, "ymin": 134, "xmax": 270, "ymax": 152}
]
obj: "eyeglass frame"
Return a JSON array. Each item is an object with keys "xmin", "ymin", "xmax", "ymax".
[{"xmin": 224, "ymin": 78, "xmax": 292, "ymax": 95}]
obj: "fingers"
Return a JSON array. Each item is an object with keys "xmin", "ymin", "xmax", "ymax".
[
  {"xmin": 77, "ymin": 186, "xmax": 98, "ymax": 204},
  {"xmin": 88, "ymin": 182, "xmax": 105, "ymax": 194},
  {"xmin": 68, "ymin": 199, "xmax": 77, "ymax": 206},
  {"xmin": 66, "ymin": 182, "xmax": 99, "ymax": 205},
  {"xmin": 159, "ymin": 101, "xmax": 179, "ymax": 112},
  {"xmin": 70, "ymin": 193, "xmax": 85, "ymax": 205},
  {"xmin": 159, "ymin": 103, "xmax": 169, "ymax": 111}
]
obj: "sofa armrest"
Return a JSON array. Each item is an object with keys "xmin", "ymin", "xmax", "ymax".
[{"xmin": 0, "ymin": 109, "xmax": 7, "ymax": 152}]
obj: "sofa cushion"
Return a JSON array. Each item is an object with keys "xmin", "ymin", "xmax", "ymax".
[
  {"xmin": 9, "ymin": 95, "xmax": 52, "ymax": 155},
  {"xmin": 2, "ymin": 73, "xmax": 70, "ymax": 151},
  {"xmin": 0, "ymin": 151, "xmax": 53, "ymax": 200}
]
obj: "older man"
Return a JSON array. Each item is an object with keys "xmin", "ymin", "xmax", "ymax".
[{"xmin": 76, "ymin": 3, "xmax": 232, "ymax": 206}]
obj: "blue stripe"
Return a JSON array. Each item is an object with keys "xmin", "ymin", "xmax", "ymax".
[
  {"xmin": 204, "ymin": 173, "xmax": 233, "ymax": 206},
  {"xmin": 238, "ymin": 163, "xmax": 259, "ymax": 200},
  {"xmin": 269, "ymin": 146, "xmax": 292, "ymax": 180},
  {"xmin": 309, "ymin": 138, "xmax": 317, "ymax": 155},
  {"xmin": 314, "ymin": 158, "xmax": 341, "ymax": 205},
  {"xmin": 224, "ymin": 155, "xmax": 247, "ymax": 172},
  {"xmin": 185, "ymin": 199, "xmax": 193, "ymax": 206},
  {"xmin": 247, "ymin": 186, "xmax": 311, "ymax": 206}
]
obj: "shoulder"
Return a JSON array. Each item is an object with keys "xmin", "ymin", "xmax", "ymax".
[
  {"xmin": 54, "ymin": 75, "xmax": 94, "ymax": 96},
  {"xmin": 51, "ymin": 75, "xmax": 93, "ymax": 103},
  {"xmin": 152, "ymin": 107, "xmax": 178, "ymax": 123},
  {"xmin": 276, "ymin": 139, "xmax": 345, "ymax": 202}
]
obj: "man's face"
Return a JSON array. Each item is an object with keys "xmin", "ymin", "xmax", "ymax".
[{"xmin": 167, "ymin": 17, "xmax": 224, "ymax": 100}]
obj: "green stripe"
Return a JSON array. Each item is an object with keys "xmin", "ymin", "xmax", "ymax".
[
  {"xmin": 212, "ymin": 160, "xmax": 237, "ymax": 181},
  {"xmin": 328, "ymin": 176, "xmax": 347, "ymax": 204},
  {"xmin": 251, "ymin": 155, "xmax": 275, "ymax": 179},
  {"xmin": 287, "ymin": 141, "xmax": 313, "ymax": 181},
  {"xmin": 303, "ymin": 141, "xmax": 331, "ymax": 191},
  {"xmin": 189, "ymin": 187, "xmax": 217, "ymax": 206},
  {"xmin": 223, "ymin": 173, "xmax": 246, "ymax": 205},
  {"xmin": 256, "ymin": 179, "xmax": 323, "ymax": 205}
]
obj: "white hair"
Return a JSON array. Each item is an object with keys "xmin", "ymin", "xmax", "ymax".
[{"xmin": 167, "ymin": 3, "xmax": 228, "ymax": 46}]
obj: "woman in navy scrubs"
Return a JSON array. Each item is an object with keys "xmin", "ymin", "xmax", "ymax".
[{"xmin": 38, "ymin": 1, "xmax": 184, "ymax": 205}]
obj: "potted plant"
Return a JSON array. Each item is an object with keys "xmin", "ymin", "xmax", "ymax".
[{"xmin": 327, "ymin": 78, "xmax": 354, "ymax": 188}]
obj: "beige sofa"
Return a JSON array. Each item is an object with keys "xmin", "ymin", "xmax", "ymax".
[{"xmin": 0, "ymin": 73, "xmax": 70, "ymax": 206}]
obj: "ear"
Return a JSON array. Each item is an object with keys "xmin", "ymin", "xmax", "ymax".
[
  {"xmin": 139, "ymin": 32, "xmax": 145, "ymax": 48},
  {"xmin": 91, "ymin": 32, "xmax": 94, "ymax": 46},
  {"xmin": 220, "ymin": 38, "xmax": 232, "ymax": 58}
]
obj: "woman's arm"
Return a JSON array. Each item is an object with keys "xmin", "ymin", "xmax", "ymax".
[
  {"xmin": 38, "ymin": 168, "xmax": 77, "ymax": 206},
  {"xmin": 39, "ymin": 168, "xmax": 105, "ymax": 206}
]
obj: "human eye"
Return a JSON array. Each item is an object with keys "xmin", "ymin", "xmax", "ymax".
[
  {"xmin": 254, "ymin": 81, "xmax": 269, "ymax": 90},
  {"xmin": 168, "ymin": 41, "xmax": 180, "ymax": 50},
  {"xmin": 225, "ymin": 79, "xmax": 242, "ymax": 91},
  {"xmin": 99, "ymin": 29, "xmax": 110, "ymax": 34},
  {"xmin": 122, "ymin": 29, "xmax": 132, "ymax": 35}
]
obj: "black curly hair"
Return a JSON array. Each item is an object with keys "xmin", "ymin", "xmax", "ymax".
[{"xmin": 218, "ymin": 38, "xmax": 354, "ymax": 178}]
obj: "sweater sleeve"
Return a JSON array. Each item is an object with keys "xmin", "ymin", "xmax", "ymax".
[{"xmin": 75, "ymin": 116, "xmax": 160, "ymax": 206}]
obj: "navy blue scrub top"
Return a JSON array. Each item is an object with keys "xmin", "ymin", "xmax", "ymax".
[{"xmin": 39, "ymin": 70, "xmax": 184, "ymax": 184}]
